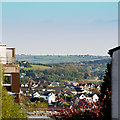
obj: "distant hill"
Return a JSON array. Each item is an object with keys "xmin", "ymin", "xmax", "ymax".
[
  {"xmin": 20, "ymin": 58, "xmax": 111, "ymax": 84},
  {"xmin": 16, "ymin": 54, "xmax": 109, "ymax": 64}
]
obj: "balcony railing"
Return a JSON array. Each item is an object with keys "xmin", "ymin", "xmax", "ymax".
[{"xmin": 0, "ymin": 57, "xmax": 16, "ymax": 64}]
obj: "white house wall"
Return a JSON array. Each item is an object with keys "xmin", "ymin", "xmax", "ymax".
[
  {"xmin": 92, "ymin": 94, "xmax": 99, "ymax": 102},
  {"xmin": 33, "ymin": 92, "xmax": 40, "ymax": 98},
  {"xmin": 48, "ymin": 93, "xmax": 55, "ymax": 105}
]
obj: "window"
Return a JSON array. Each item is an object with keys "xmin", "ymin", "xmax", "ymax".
[{"xmin": 3, "ymin": 74, "xmax": 11, "ymax": 84}]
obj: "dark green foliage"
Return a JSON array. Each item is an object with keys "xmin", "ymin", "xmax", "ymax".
[
  {"xmin": 31, "ymin": 63, "xmax": 52, "ymax": 67},
  {"xmin": 101, "ymin": 63, "xmax": 111, "ymax": 98},
  {"xmin": 26, "ymin": 70, "xmax": 35, "ymax": 78},
  {"xmin": 100, "ymin": 63, "xmax": 111, "ymax": 120},
  {"xmin": 19, "ymin": 61, "xmax": 32, "ymax": 68},
  {"xmin": 30, "ymin": 97, "xmax": 46, "ymax": 103}
]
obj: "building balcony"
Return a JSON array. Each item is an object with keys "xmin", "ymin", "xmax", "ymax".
[{"xmin": 0, "ymin": 57, "xmax": 16, "ymax": 64}]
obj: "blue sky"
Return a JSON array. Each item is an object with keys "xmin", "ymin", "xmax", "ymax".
[{"xmin": 2, "ymin": 2, "xmax": 118, "ymax": 55}]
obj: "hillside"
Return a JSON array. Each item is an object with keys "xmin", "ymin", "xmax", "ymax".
[
  {"xmin": 24, "ymin": 64, "xmax": 51, "ymax": 71},
  {"xmin": 20, "ymin": 58, "xmax": 111, "ymax": 84},
  {"xmin": 16, "ymin": 54, "xmax": 109, "ymax": 64}
]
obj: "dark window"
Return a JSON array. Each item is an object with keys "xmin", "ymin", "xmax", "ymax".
[{"xmin": 3, "ymin": 75, "xmax": 11, "ymax": 84}]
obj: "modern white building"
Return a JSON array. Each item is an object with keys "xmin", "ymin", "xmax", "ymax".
[
  {"xmin": 0, "ymin": 45, "xmax": 16, "ymax": 64},
  {"xmin": 0, "ymin": 44, "xmax": 20, "ymax": 103}
]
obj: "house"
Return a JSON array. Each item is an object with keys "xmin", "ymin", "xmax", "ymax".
[
  {"xmin": 70, "ymin": 88, "xmax": 77, "ymax": 95},
  {"xmin": 32, "ymin": 91, "xmax": 56, "ymax": 105},
  {"xmin": 20, "ymin": 87, "xmax": 33, "ymax": 96},
  {"xmin": 108, "ymin": 46, "xmax": 120, "ymax": 120},
  {"xmin": 79, "ymin": 93, "xmax": 86, "ymax": 100},
  {"xmin": 65, "ymin": 81, "xmax": 78, "ymax": 87},
  {"xmin": 49, "ymin": 82, "xmax": 59, "ymax": 87},
  {"xmin": 79, "ymin": 93, "xmax": 99, "ymax": 103},
  {"xmin": 32, "ymin": 83, "xmax": 38, "ymax": 88},
  {"xmin": 0, "ymin": 45, "xmax": 20, "ymax": 103},
  {"xmin": 21, "ymin": 84, "xmax": 24, "ymax": 87},
  {"xmin": 71, "ymin": 82, "xmax": 79, "ymax": 87},
  {"xmin": 81, "ymin": 89, "xmax": 89, "ymax": 94},
  {"xmin": 32, "ymin": 91, "xmax": 40, "ymax": 98},
  {"xmin": 87, "ymin": 94, "xmax": 99, "ymax": 102},
  {"xmin": 21, "ymin": 84, "xmax": 28, "ymax": 87},
  {"xmin": 34, "ymin": 85, "xmax": 44, "ymax": 92},
  {"xmin": 39, "ymin": 91, "xmax": 50, "ymax": 101},
  {"xmin": 86, "ymin": 96, "xmax": 92, "ymax": 102},
  {"xmin": 75, "ymin": 87, "xmax": 84, "ymax": 94},
  {"xmin": 65, "ymin": 84, "xmax": 74, "ymax": 88},
  {"xmin": 47, "ymin": 86, "xmax": 64, "ymax": 95},
  {"xmin": 48, "ymin": 92, "xmax": 55, "ymax": 105},
  {"xmin": 25, "ymin": 84, "xmax": 28, "ymax": 87},
  {"xmin": 92, "ymin": 94, "xmax": 99, "ymax": 102}
]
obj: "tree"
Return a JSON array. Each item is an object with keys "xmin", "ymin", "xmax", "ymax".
[
  {"xmin": 2, "ymin": 87, "xmax": 27, "ymax": 119},
  {"xmin": 101, "ymin": 63, "xmax": 111, "ymax": 96},
  {"xmin": 100, "ymin": 63, "xmax": 111, "ymax": 120}
]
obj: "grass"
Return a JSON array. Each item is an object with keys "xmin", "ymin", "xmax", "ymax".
[{"xmin": 24, "ymin": 65, "xmax": 51, "ymax": 71}]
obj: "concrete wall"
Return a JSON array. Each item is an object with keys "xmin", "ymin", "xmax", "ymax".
[
  {"xmin": 6, "ymin": 48, "xmax": 16, "ymax": 64},
  {"xmin": 118, "ymin": 50, "xmax": 120, "ymax": 120},
  {"xmin": 0, "ymin": 46, "xmax": 15, "ymax": 64},
  {"xmin": 3, "ymin": 64, "xmax": 20, "ymax": 73},
  {"xmin": 112, "ymin": 49, "xmax": 120, "ymax": 120}
]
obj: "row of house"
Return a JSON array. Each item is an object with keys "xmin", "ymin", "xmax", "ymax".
[{"xmin": 20, "ymin": 79, "xmax": 100, "ymax": 107}]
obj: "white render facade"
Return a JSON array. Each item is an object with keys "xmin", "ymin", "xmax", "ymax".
[
  {"xmin": 0, "ymin": 45, "xmax": 16, "ymax": 64},
  {"xmin": 108, "ymin": 46, "xmax": 120, "ymax": 120}
]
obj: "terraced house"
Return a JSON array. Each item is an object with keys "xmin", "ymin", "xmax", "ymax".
[{"xmin": 0, "ymin": 44, "xmax": 20, "ymax": 103}]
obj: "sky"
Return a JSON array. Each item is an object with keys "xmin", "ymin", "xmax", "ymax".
[{"xmin": 2, "ymin": 2, "xmax": 118, "ymax": 56}]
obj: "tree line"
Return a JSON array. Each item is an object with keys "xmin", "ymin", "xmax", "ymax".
[{"xmin": 20, "ymin": 58, "xmax": 110, "ymax": 84}]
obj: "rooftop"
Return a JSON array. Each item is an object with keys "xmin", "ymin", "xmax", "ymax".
[{"xmin": 108, "ymin": 46, "xmax": 120, "ymax": 57}]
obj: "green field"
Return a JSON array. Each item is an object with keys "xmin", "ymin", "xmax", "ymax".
[{"xmin": 24, "ymin": 64, "xmax": 51, "ymax": 71}]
